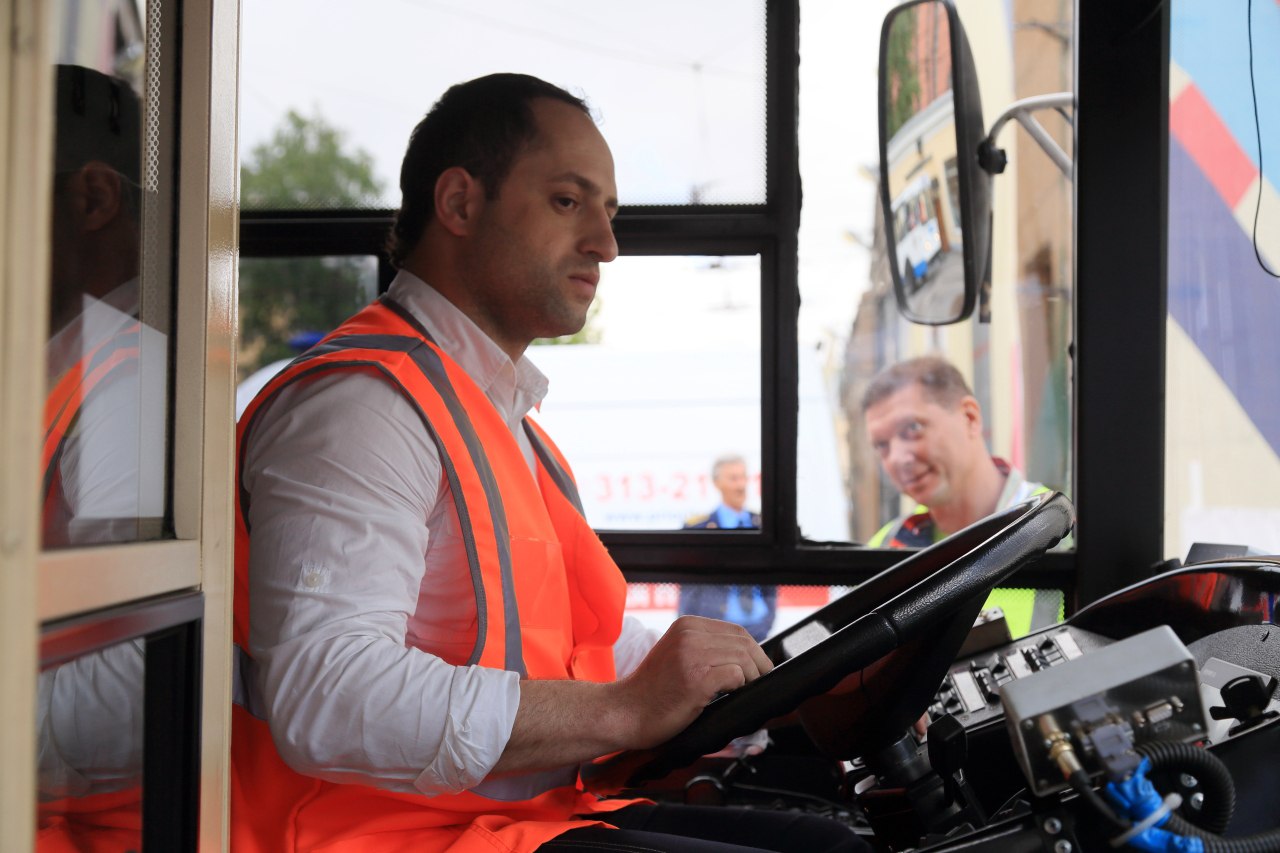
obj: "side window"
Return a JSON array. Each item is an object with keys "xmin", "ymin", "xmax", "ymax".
[
  {"xmin": 44, "ymin": 1, "xmax": 176, "ymax": 549},
  {"xmin": 238, "ymin": 0, "xmax": 770, "ymax": 534},
  {"xmin": 38, "ymin": 594, "xmax": 202, "ymax": 851},
  {"xmin": 240, "ymin": 0, "xmax": 765, "ymax": 210}
]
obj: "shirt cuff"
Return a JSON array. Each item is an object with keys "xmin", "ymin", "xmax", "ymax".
[{"xmin": 413, "ymin": 666, "xmax": 521, "ymax": 796}]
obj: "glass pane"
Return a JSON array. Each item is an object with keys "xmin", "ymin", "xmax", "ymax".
[
  {"xmin": 236, "ymin": 255, "xmax": 379, "ymax": 417},
  {"xmin": 37, "ymin": 638, "xmax": 145, "ymax": 850},
  {"xmin": 1165, "ymin": 0, "xmax": 1280, "ymax": 557},
  {"xmin": 45, "ymin": 0, "xmax": 174, "ymax": 548},
  {"xmin": 531, "ymin": 255, "xmax": 762, "ymax": 530},
  {"xmin": 240, "ymin": 0, "xmax": 765, "ymax": 209},
  {"xmin": 801, "ymin": 1, "xmax": 1075, "ymax": 546}
]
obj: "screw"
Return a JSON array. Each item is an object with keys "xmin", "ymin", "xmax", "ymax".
[
  {"xmin": 1180, "ymin": 773, "xmax": 1199, "ymax": 789},
  {"xmin": 1055, "ymin": 841, "xmax": 1074, "ymax": 853},
  {"xmin": 1190, "ymin": 792, "xmax": 1205, "ymax": 810},
  {"xmin": 1043, "ymin": 817, "xmax": 1063, "ymax": 834}
]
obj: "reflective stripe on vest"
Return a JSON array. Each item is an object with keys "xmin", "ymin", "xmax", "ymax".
[{"xmin": 522, "ymin": 421, "xmax": 585, "ymax": 516}]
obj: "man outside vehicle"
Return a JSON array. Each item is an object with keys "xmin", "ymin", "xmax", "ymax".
[
  {"xmin": 862, "ymin": 356, "xmax": 1059, "ymax": 634},
  {"xmin": 679, "ymin": 454, "xmax": 777, "ymax": 642},
  {"xmin": 233, "ymin": 74, "xmax": 864, "ymax": 852}
]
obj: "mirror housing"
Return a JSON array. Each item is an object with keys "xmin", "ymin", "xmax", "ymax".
[{"xmin": 878, "ymin": 0, "xmax": 990, "ymax": 325}]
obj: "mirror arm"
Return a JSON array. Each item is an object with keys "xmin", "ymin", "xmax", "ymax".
[{"xmin": 979, "ymin": 92, "xmax": 1075, "ymax": 180}]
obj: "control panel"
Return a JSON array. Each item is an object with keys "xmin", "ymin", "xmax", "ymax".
[{"xmin": 927, "ymin": 624, "xmax": 1102, "ymax": 730}]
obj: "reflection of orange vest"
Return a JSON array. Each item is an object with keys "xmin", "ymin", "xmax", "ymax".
[
  {"xmin": 41, "ymin": 324, "xmax": 141, "ymax": 544},
  {"xmin": 231, "ymin": 297, "xmax": 635, "ymax": 852},
  {"xmin": 36, "ymin": 788, "xmax": 142, "ymax": 852}
]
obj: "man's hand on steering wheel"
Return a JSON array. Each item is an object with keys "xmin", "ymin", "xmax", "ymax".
[{"xmin": 610, "ymin": 615, "xmax": 774, "ymax": 751}]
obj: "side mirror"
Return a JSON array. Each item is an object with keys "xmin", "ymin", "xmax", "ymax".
[{"xmin": 878, "ymin": 0, "xmax": 990, "ymax": 325}]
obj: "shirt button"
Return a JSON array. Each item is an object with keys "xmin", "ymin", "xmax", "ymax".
[{"xmin": 303, "ymin": 571, "xmax": 322, "ymax": 589}]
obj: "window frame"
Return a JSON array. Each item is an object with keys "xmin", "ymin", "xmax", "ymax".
[{"xmin": 0, "ymin": 0, "xmax": 240, "ymax": 846}]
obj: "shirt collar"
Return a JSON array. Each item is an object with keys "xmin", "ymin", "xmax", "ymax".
[
  {"xmin": 992, "ymin": 457, "xmax": 1028, "ymax": 508},
  {"xmin": 714, "ymin": 504, "xmax": 752, "ymax": 529},
  {"xmin": 386, "ymin": 271, "xmax": 549, "ymax": 421},
  {"xmin": 905, "ymin": 457, "xmax": 1026, "ymax": 543}
]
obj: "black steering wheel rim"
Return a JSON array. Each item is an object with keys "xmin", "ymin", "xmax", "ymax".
[{"xmin": 586, "ymin": 491, "xmax": 1074, "ymax": 790}]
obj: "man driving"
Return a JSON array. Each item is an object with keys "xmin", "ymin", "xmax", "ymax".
[{"xmin": 232, "ymin": 73, "xmax": 865, "ymax": 853}]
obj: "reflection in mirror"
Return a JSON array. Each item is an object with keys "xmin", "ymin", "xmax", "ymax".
[
  {"xmin": 44, "ymin": 1, "xmax": 171, "ymax": 549},
  {"xmin": 37, "ymin": 639, "xmax": 144, "ymax": 849},
  {"xmin": 881, "ymin": 2, "xmax": 968, "ymax": 324}
]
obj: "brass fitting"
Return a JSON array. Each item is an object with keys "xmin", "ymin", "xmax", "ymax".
[{"xmin": 1039, "ymin": 714, "xmax": 1084, "ymax": 778}]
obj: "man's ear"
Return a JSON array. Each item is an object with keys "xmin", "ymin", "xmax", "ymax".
[
  {"xmin": 78, "ymin": 161, "xmax": 124, "ymax": 231},
  {"xmin": 959, "ymin": 395, "xmax": 984, "ymax": 435},
  {"xmin": 433, "ymin": 166, "xmax": 485, "ymax": 237}
]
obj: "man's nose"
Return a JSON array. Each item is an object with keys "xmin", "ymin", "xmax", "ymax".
[
  {"xmin": 582, "ymin": 207, "xmax": 619, "ymax": 263},
  {"xmin": 886, "ymin": 439, "xmax": 914, "ymax": 470}
]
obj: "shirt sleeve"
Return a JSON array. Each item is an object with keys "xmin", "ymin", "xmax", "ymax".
[
  {"xmin": 242, "ymin": 369, "xmax": 520, "ymax": 795},
  {"xmin": 612, "ymin": 615, "xmax": 659, "ymax": 679}
]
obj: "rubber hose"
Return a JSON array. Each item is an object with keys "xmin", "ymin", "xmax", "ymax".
[
  {"xmin": 1136, "ymin": 740, "xmax": 1236, "ymax": 834},
  {"xmin": 1162, "ymin": 814, "xmax": 1280, "ymax": 853}
]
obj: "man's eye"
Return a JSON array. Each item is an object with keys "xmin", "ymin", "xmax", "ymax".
[
  {"xmin": 902, "ymin": 421, "xmax": 923, "ymax": 438},
  {"xmin": 555, "ymin": 196, "xmax": 578, "ymax": 210},
  {"xmin": 872, "ymin": 441, "xmax": 888, "ymax": 456}
]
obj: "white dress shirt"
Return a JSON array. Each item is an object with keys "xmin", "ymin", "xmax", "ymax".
[{"xmin": 242, "ymin": 271, "xmax": 655, "ymax": 796}]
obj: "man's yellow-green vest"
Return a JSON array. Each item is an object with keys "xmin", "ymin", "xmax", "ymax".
[{"xmin": 866, "ymin": 458, "xmax": 1059, "ymax": 637}]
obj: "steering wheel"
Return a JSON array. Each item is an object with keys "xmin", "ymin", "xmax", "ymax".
[{"xmin": 583, "ymin": 491, "xmax": 1074, "ymax": 792}]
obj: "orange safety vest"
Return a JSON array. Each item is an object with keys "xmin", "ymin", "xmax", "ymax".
[
  {"xmin": 36, "ymin": 789, "xmax": 141, "ymax": 853},
  {"xmin": 231, "ymin": 296, "xmax": 637, "ymax": 853}
]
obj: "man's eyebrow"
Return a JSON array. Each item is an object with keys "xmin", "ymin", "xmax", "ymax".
[{"xmin": 551, "ymin": 171, "xmax": 619, "ymax": 213}]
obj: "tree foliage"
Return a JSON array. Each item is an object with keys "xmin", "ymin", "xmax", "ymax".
[
  {"xmin": 238, "ymin": 110, "xmax": 385, "ymax": 379},
  {"xmin": 885, "ymin": 8, "xmax": 921, "ymax": 141},
  {"xmin": 241, "ymin": 109, "xmax": 383, "ymax": 209}
]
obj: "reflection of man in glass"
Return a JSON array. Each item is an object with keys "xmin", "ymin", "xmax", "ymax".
[
  {"xmin": 678, "ymin": 455, "xmax": 778, "ymax": 641},
  {"xmin": 43, "ymin": 64, "xmax": 163, "ymax": 548},
  {"xmin": 37, "ymin": 66, "xmax": 150, "ymax": 849}
]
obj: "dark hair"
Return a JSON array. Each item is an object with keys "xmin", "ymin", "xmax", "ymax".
[
  {"xmin": 54, "ymin": 65, "xmax": 141, "ymax": 183},
  {"xmin": 860, "ymin": 355, "xmax": 973, "ymax": 413},
  {"xmin": 386, "ymin": 73, "xmax": 590, "ymax": 268}
]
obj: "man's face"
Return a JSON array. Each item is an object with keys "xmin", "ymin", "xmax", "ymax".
[
  {"xmin": 714, "ymin": 461, "xmax": 749, "ymax": 511},
  {"xmin": 465, "ymin": 98, "xmax": 618, "ymax": 349},
  {"xmin": 864, "ymin": 383, "xmax": 983, "ymax": 509}
]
